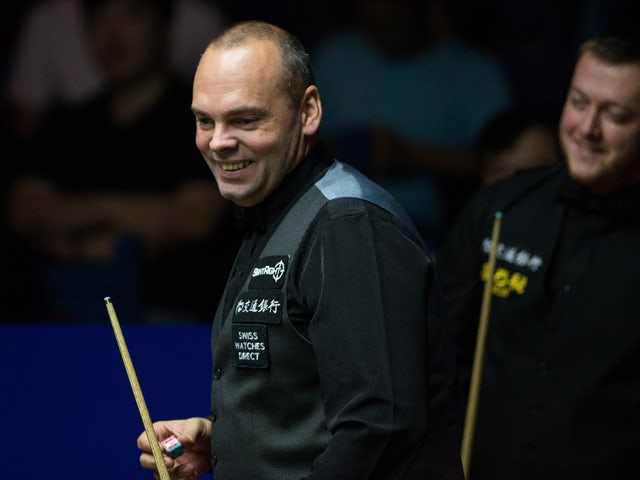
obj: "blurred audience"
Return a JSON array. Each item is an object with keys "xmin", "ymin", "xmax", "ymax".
[
  {"xmin": 4, "ymin": 0, "xmax": 240, "ymax": 322},
  {"xmin": 475, "ymin": 106, "xmax": 562, "ymax": 186},
  {"xmin": 3, "ymin": 0, "xmax": 228, "ymax": 141},
  {"xmin": 312, "ymin": 0, "xmax": 513, "ymax": 247}
]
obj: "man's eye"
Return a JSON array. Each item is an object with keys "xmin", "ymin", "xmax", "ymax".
[
  {"xmin": 236, "ymin": 118, "xmax": 257, "ymax": 127},
  {"xmin": 196, "ymin": 118, "xmax": 214, "ymax": 128},
  {"xmin": 605, "ymin": 110, "xmax": 631, "ymax": 124},
  {"xmin": 569, "ymin": 96, "xmax": 588, "ymax": 109}
]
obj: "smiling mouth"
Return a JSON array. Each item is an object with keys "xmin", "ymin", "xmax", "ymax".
[
  {"xmin": 573, "ymin": 141, "xmax": 605, "ymax": 159},
  {"xmin": 221, "ymin": 161, "xmax": 251, "ymax": 171}
]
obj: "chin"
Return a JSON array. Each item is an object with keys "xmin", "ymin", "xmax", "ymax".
[{"xmin": 569, "ymin": 163, "xmax": 599, "ymax": 183}]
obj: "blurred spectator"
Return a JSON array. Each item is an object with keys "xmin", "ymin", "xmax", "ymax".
[
  {"xmin": 312, "ymin": 0, "xmax": 513, "ymax": 247},
  {"xmin": 4, "ymin": 0, "xmax": 240, "ymax": 322},
  {"xmin": 475, "ymin": 106, "xmax": 562, "ymax": 186},
  {"xmin": 3, "ymin": 0, "xmax": 228, "ymax": 141}
]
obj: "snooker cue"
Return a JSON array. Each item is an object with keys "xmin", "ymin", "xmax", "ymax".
[
  {"xmin": 460, "ymin": 211, "xmax": 503, "ymax": 478},
  {"xmin": 104, "ymin": 297, "xmax": 171, "ymax": 480}
]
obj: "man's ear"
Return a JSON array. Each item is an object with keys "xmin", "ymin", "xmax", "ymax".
[{"xmin": 301, "ymin": 85, "xmax": 322, "ymax": 136}]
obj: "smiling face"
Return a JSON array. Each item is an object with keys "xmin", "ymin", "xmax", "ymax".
[
  {"xmin": 191, "ymin": 39, "xmax": 321, "ymax": 207},
  {"xmin": 559, "ymin": 51, "xmax": 640, "ymax": 194}
]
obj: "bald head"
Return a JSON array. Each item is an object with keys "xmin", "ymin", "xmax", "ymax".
[{"xmin": 202, "ymin": 20, "xmax": 315, "ymax": 109}]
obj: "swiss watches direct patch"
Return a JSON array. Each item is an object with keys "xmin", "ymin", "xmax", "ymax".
[{"xmin": 232, "ymin": 324, "xmax": 268, "ymax": 368}]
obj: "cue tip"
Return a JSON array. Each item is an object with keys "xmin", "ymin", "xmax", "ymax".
[
  {"xmin": 495, "ymin": 211, "xmax": 503, "ymax": 219},
  {"xmin": 104, "ymin": 296, "xmax": 112, "ymax": 304}
]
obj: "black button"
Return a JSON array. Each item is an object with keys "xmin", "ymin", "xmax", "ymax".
[{"xmin": 213, "ymin": 367, "xmax": 222, "ymax": 379}]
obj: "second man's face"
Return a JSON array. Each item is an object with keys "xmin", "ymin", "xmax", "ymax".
[{"xmin": 559, "ymin": 51, "xmax": 640, "ymax": 194}]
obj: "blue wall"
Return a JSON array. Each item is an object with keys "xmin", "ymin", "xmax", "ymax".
[{"xmin": 0, "ymin": 321, "xmax": 214, "ymax": 479}]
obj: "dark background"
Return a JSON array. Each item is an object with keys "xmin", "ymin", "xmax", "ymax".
[{"xmin": 0, "ymin": 1, "xmax": 638, "ymax": 478}]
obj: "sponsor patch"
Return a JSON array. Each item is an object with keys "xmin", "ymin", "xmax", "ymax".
[
  {"xmin": 232, "ymin": 324, "xmax": 268, "ymax": 368},
  {"xmin": 234, "ymin": 291, "xmax": 283, "ymax": 324},
  {"xmin": 481, "ymin": 262, "xmax": 529, "ymax": 298},
  {"xmin": 248, "ymin": 256, "xmax": 288, "ymax": 289}
]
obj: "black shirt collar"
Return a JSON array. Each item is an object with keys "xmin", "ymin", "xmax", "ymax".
[
  {"xmin": 558, "ymin": 173, "xmax": 640, "ymax": 224},
  {"xmin": 235, "ymin": 142, "xmax": 334, "ymax": 232}
]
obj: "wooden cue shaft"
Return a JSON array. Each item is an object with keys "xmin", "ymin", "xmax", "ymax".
[
  {"xmin": 460, "ymin": 211, "xmax": 503, "ymax": 478},
  {"xmin": 104, "ymin": 297, "xmax": 171, "ymax": 480}
]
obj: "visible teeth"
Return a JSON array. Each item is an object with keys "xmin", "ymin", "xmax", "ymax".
[{"xmin": 221, "ymin": 161, "xmax": 250, "ymax": 171}]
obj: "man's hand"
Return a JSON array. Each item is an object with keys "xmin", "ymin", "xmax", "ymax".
[{"xmin": 137, "ymin": 417, "xmax": 212, "ymax": 480}]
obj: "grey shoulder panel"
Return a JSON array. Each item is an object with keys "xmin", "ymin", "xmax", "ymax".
[{"xmin": 315, "ymin": 160, "xmax": 420, "ymax": 237}]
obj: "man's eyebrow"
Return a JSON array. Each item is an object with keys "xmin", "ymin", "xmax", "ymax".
[
  {"xmin": 571, "ymin": 85, "xmax": 638, "ymax": 112},
  {"xmin": 190, "ymin": 106, "xmax": 266, "ymax": 117},
  {"xmin": 226, "ymin": 106, "xmax": 267, "ymax": 117}
]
